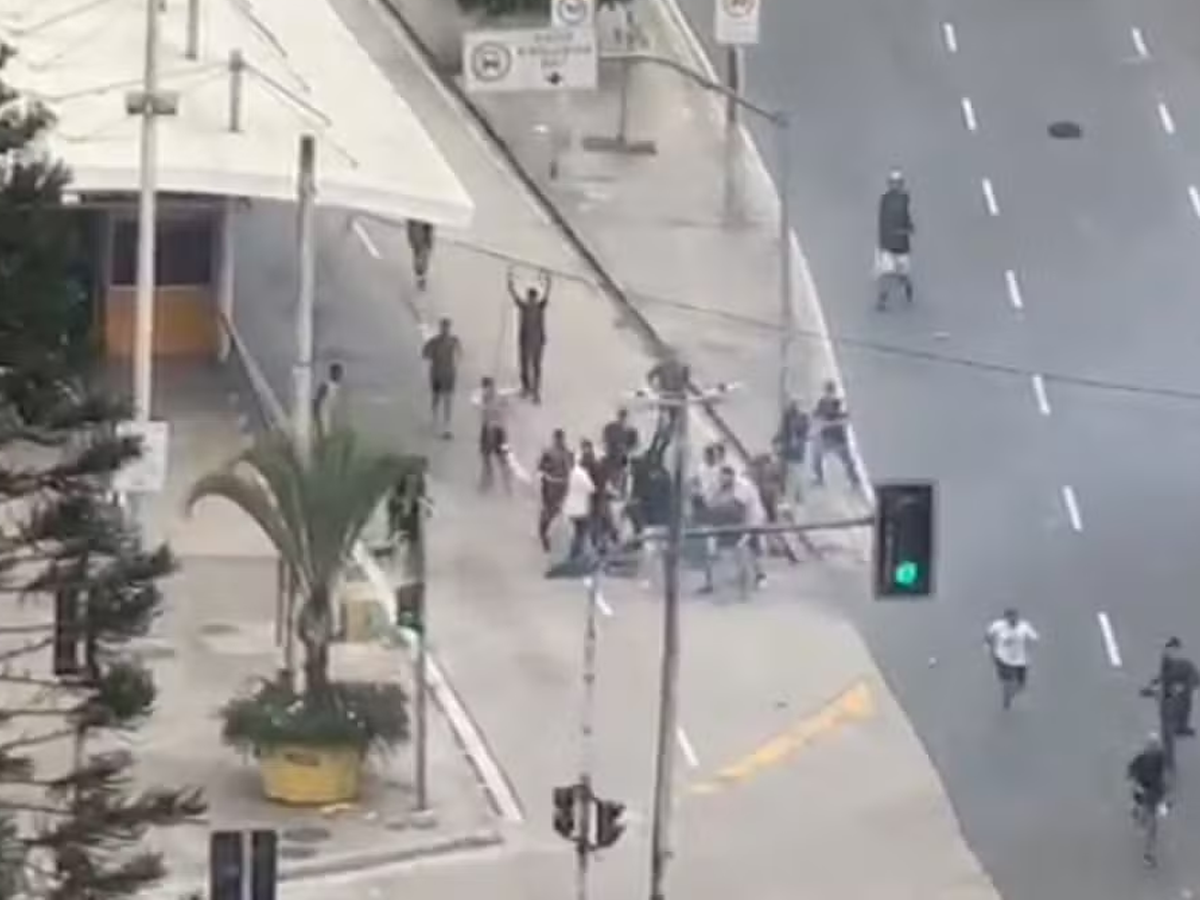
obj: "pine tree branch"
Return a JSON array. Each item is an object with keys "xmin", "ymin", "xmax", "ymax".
[{"xmin": 0, "ymin": 637, "xmax": 51, "ymax": 665}]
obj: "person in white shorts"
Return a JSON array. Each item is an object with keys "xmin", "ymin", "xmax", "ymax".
[{"xmin": 985, "ymin": 608, "xmax": 1040, "ymax": 709}]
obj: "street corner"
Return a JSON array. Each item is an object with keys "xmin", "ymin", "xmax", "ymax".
[{"xmin": 683, "ymin": 680, "xmax": 876, "ymax": 799}]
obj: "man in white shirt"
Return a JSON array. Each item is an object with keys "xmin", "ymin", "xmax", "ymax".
[{"xmin": 985, "ymin": 608, "xmax": 1039, "ymax": 709}]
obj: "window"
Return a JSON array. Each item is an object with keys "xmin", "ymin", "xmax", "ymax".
[{"xmin": 111, "ymin": 214, "xmax": 214, "ymax": 287}]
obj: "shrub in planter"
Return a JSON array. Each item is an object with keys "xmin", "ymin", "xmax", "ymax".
[{"xmin": 220, "ymin": 678, "xmax": 410, "ymax": 757}]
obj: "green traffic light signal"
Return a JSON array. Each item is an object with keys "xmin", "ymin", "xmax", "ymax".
[{"xmin": 893, "ymin": 560, "xmax": 919, "ymax": 588}]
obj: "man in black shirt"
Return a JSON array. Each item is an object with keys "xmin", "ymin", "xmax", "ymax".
[
  {"xmin": 1145, "ymin": 637, "xmax": 1199, "ymax": 737},
  {"xmin": 876, "ymin": 169, "xmax": 915, "ymax": 309},
  {"xmin": 1128, "ymin": 733, "xmax": 1169, "ymax": 866},
  {"xmin": 508, "ymin": 269, "xmax": 551, "ymax": 403}
]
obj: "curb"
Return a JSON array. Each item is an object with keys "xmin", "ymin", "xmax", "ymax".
[
  {"xmin": 375, "ymin": 0, "xmax": 809, "ymax": 562},
  {"xmin": 278, "ymin": 827, "xmax": 503, "ymax": 881},
  {"xmin": 149, "ymin": 828, "xmax": 503, "ymax": 897}
]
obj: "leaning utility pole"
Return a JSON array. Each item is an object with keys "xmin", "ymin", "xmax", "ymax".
[{"xmin": 637, "ymin": 360, "xmax": 736, "ymax": 900}]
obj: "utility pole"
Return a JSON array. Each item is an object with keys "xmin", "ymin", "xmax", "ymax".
[
  {"xmin": 638, "ymin": 361, "xmax": 736, "ymax": 900},
  {"xmin": 293, "ymin": 135, "xmax": 316, "ymax": 455},
  {"xmin": 132, "ymin": 0, "xmax": 163, "ymax": 427},
  {"xmin": 576, "ymin": 569, "xmax": 603, "ymax": 900}
]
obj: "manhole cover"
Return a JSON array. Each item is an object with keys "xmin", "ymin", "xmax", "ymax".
[
  {"xmin": 1048, "ymin": 120, "xmax": 1083, "ymax": 139},
  {"xmin": 281, "ymin": 825, "xmax": 332, "ymax": 844},
  {"xmin": 199, "ymin": 622, "xmax": 237, "ymax": 636},
  {"xmin": 279, "ymin": 845, "xmax": 318, "ymax": 861}
]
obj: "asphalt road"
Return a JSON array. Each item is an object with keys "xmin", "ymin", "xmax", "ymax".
[{"xmin": 675, "ymin": 0, "xmax": 1200, "ymax": 894}]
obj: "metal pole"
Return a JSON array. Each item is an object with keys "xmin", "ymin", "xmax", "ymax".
[
  {"xmin": 648, "ymin": 373, "xmax": 688, "ymax": 900},
  {"xmin": 412, "ymin": 480, "xmax": 430, "ymax": 812},
  {"xmin": 185, "ymin": 0, "xmax": 200, "ymax": 59},
  {"xmin": 228, "ymin": 51, "xmax": 245, "ymax": 132},
  {"xmin": 576, "ymin": 570, "xmax": 602, "ymax": 900},
  {"xmin": 293, "ymin": 135, "xmax": 316, "ymax": 454},
  {"xmin": 133, "ymin": 0, "xmax": 162, "ymax": 424},
  {"xmin": 776, "ymin": 115, "xmax": 793, "ymax": 421},
  {"xmin": 616, "ymin": 56, "xmax": 632, "ymax": 147}
]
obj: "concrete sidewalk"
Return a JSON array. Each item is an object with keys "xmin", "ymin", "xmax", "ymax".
[
  {"xmin": 125, "ymin": 366, "xmax": 499, "ymax": 897},
  {"xmin": 213, "ymin": 0, "xmax": 1002, "ymax": 895}
]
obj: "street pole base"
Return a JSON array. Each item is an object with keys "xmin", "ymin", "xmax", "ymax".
[
  {"xmin": 409, "ymin": 808, "xmax": 438, "ymax": 829},
  {"xmin": 581, "ymin": 135, "xmax": 658, "ymax": 156}
]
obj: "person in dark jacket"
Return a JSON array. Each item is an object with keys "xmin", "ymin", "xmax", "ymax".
[
  {"xmin": 508, "ymin": 268, "xmax": 551, "ymax": 403},
  {"xmin": 876, "ymin": 169, "xmax": 915, "ymax": 309},
  {"xmin": 1145, "ymin": 637, "xmax": 1199, "ymax": 737}
]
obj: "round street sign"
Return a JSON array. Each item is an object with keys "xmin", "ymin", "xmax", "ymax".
[
  {"xmin": 721, "ymin": 0, "xmax": 757, "ymax": 17},
  {"xmin": 469, "ymin": 41, "xmax": 513, "ymax": 85},
  {"xmin": 554, "ymin": 0, "xmax": 590, "ymax": 27}
]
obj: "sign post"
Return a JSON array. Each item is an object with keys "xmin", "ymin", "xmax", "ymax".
[
  {"xmin": 550, "ymin": 0, "xmax": 594, "ymax": 28},
  {"xmin": 714, "ymin": 0, "xmax": 761, "ymax": 46}
]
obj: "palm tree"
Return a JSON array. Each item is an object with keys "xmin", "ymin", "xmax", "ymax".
[{"xmin": 187, "ymin": 427, "xmax": 423, "ymax": 700}]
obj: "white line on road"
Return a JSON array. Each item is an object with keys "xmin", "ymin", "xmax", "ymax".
[
  {"xmin": 1131, "ymin": 26, "xmax": 1150, "ymax": 59},
  {"xmin": 1188, "ymin": 185, "xmax": 1200, "ymax": 220},
  {"xmin": 352, "ymin": 218, "xmax": 381, "ymax": 259},
  {"xmin": 981, "ymin": 177, "xmax": 999, "ymax": 216},
  {"xmin": 960, "ymin": 96, "xmax": 978, "ymax": 132},
  {"xmin": 1158, "ymin": 100, "xmax": 1177, "ymax": 135},
  {"xmin": 1031, "ymin": 374, "xmax": 1051, "ymax": 416},
  {"xmin": 941, "ymin": 21, "xmax": 958, "ymax": 53},
  {"xmin": 1004, "ymin": 269, "xmax": 1024, "ymax": 310},
  {"xmin": 1061, "ymin": 485, "xmax": 1083, "ymax": 532},
  {"xmin": 676, "ymin": 727, "xmax": 700, "ymax": 768},
  {"xmin": 1097, "ymin": 612, "xmax": 1124, "ymax": 668}
]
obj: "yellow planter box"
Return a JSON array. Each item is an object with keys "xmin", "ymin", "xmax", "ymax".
[{"xmin": 259, "ymin": 745, "xmax": 363, "ymax": 806}]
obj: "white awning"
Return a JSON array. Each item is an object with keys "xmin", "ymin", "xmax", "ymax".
[{"xmin": 0, "ymin": 0, "xmax": 474, "ymax": 228}]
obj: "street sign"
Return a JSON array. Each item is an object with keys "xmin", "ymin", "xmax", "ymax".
[
  {"xmin": 551, "ymin": 0, "xmax": 593, "ymax": 28},
  {"xmin": 464, "ymin": 26, "xmax": 598, "ymax": 93},
  {"xmin": 112, "ymin": 420, "xmax": 169, "ymax": 493},
  {"xmin": 715, "ymin": 0, "xmax": 761, "ymax": 46}
]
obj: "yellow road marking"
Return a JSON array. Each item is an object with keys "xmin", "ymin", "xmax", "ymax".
[{"xmin": 687, "ymin": 681, "xmax": 875, "ymax": 796}]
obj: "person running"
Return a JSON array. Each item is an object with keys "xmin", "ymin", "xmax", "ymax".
[
  {"xmin": 407, "ymin": 219, "xmax": 435, "ymax": 291},
  {"xmin": 1127, "ymin": 733, "xmax": 1170, "ymax": 867},
  {"xmin": 876, "ymin": 169, "xmax": 915, "ymax": 309},
  {"xmin": 601, "ymin": 407, "xmax": 639, "ymax": 498},
  {"xmin": 811, "ymin": 381, "xmax": 861, "ymax": 490},
  {"xmin": 774, "ymin": 399, "xmax": 810, "ymax": 508},
  {"xmin": 537, "ymin": 429, "xmax": 572, "ymax": 552},
  {"xmin": 508, "ymin": 269, "xmax": 551, "ymax": 403},
  {"xmin": 700, "ymin": 466, "xmax": 751, "ymax": 595},
  {"xmin": 1144, "ymin": 636, "xmax": 1199, "ymax": 738},
  {"xmin": 476, "ymin": 376, "xmax": 513, "ymax": 493},
  {"xmin": 985, "ymin": 608, "xmax": 1039, "ymax": 709},
  {"xmin": 422, "ymin": 317, "xmax": 460, "ymax": 439},
  {"xmin": 563, "ymin": 450, "xmax": 596, "ymax": 563}
]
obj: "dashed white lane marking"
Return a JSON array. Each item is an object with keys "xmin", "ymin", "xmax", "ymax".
[
  {"xmin": 1031, "ymin": 374, "xmax": 1051, "ymax": 416},
  {"xmin": 677, "ymin": 727, "xmax": 700, "ymax": 768},
  {"xmin": 941, "ymin": 21, "xmax": 958, "ymax": 53},
  {"xmin": 1004, "ymin": 269, "xmax": 1024, "ymax": 310},
  {"xmin": 1158, "ymin": 100, "xmax": 1177, "ymax": 136},
  {"xmin": 1188, "ymin": 185, "xmax": 1200, "ymax": 220},
  {"xmin": 1061, "ymin": 485, "xmax": 1083, "ymax": 532},
  {"xmin": 960, "ymin": 96, "xmax": 978, "ymax": 132},
  {"xmin": 1097, "ymin": 612, "xmax": 1123, "ymax": 668},
  {"xmin": 1131, "ymin": 26, "xmax": 1149, "ymax": 59},
  {"xmin": 352, "ymin": 218, "xmax": 381, "ymax": 259},
  {"xmin": 981, "ymin": 177, "xmax": 999, "ymax": 216}
]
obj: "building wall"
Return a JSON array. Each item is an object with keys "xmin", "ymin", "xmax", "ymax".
[{"xmin": 102, "ymin": 206, "xmax": 218, "ymax": 359}]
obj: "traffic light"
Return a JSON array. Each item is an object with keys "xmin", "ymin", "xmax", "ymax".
[
  {"xmin": 594, "ymin": 799, "xmax": 625, "ymax": 849},
  {"xmin": 208, "ymin": 830, "xmax": 244, "ymax": 900},
  {"xmin": 249, "ymin": 829, "xmax": 278, "ymax": 900},
  {"xmin": 552, "ymin": 785, "xmax": 577, "ymax": 840},
  {"xmin": 873, "ymin": 481, "xmax": 935, "ymax": 598}
]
